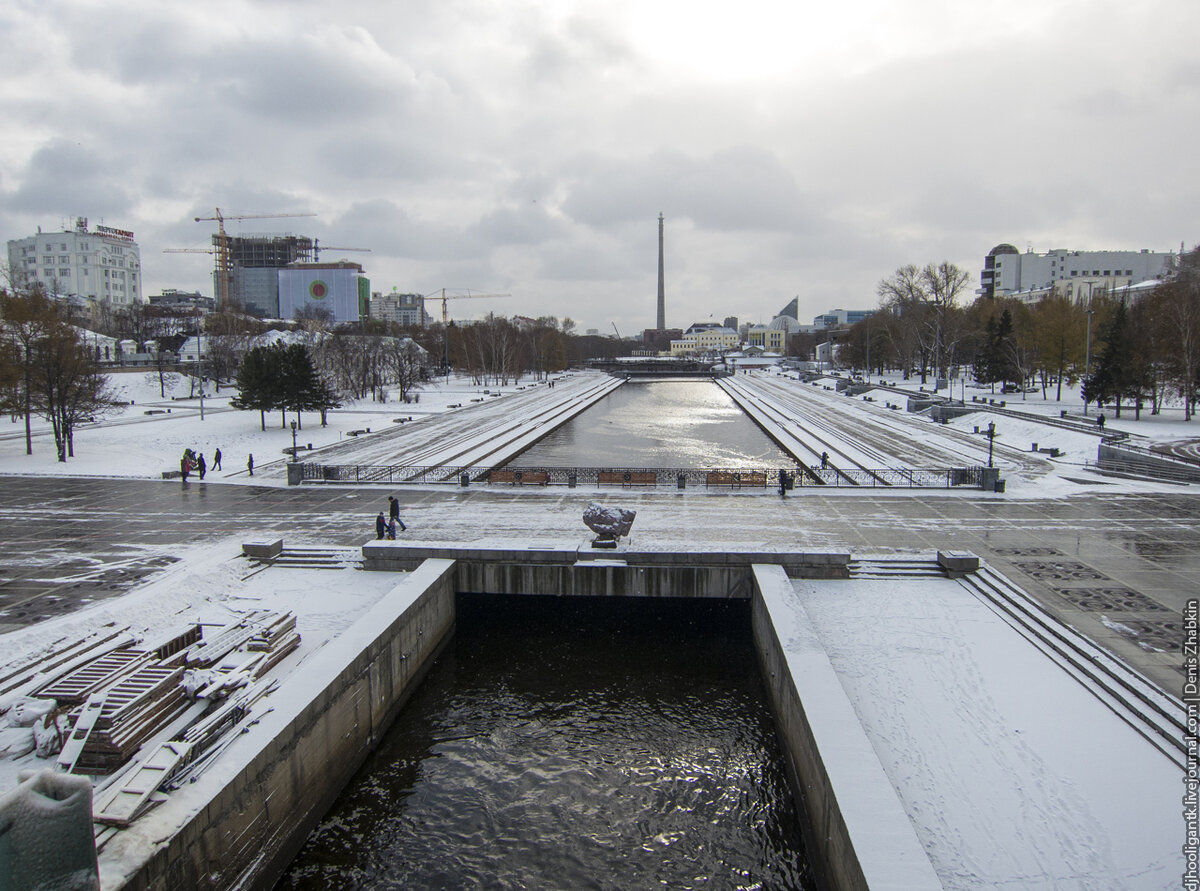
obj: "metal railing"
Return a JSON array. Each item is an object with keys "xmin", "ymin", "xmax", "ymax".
[{"xmin": 298, "ymin": 463, "xmax": 990, "ymax": 489}]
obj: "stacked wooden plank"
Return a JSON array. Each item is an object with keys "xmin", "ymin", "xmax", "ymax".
[
  {"xmin": 246, "ymin": 612, "xmax": 301, "ymax": 676},
  {"xmin": 139, "ymin": 623, "xmax": 203, "ymax": 663},
  {"xmin": 70, "ymin": 665, "xmax": 187, "ymax": 775},
  {"xmin": 35, "ymin": 648, "xmax": 150, "ymax": 705}
]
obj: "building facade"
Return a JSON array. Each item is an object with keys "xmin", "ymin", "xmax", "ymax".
[
  {"xmin": 278, "ymin": 262, "xmax": 369, "ymax": 324},
  {"xmin": 221, "ymin": 234, "xmax": 314, "ymax": 317},
  {"xmin": 979, "ymin": 244, "xmax": 1176, "ymax": 303},
  {"xmin": 7, "ymin": 217, "xmax": 142, "ymax": 305},
  {"xmin": 813, "ymin": 308, "xmax": 872, "ymax": 329},
  {"xmin": 370, "ymin": 291, "xmax": 427, "ymax": 327}
]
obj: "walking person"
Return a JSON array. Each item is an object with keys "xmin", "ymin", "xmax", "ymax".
[
  {"xmin": 375, "ymin": 512, "xmax": 387, "ymax": 540},
  {"xmin": 197, "ymin": 453, "xmax": 207, "ymax": 481},
  {"xmin": 247, "ymin": 454, "xmax": 254, "ymax": 477},
  {"xmin": 213, "ymin": 448, "xmax": 222, "ymax": 471},
  {"xmin": 180, "ymin": 454, "xmax": 190, "ymax": 483},
  {"xmin": 388, "ymin": 495, "xmax": 407, "ymax": 532}
]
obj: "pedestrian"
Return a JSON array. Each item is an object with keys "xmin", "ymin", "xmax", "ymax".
[
  {"xmin": 180, "ymin": 454, "xmax": 190, "ymax": 482},
  {"xmin": 375, "ymin": 512, "xmax": 387, "ymax": 540},
  {"xmin": 388, "ymin": 495, "xmax": 407, "ymax": 532},
  {"xmin": 197, "ymin": 453, "xmax": 207, "ymax": 481},
  {"xmin": 820, "ymin": 452, "xmax": 829, "ymax": 470},
  {"xmin": 247, "ymin": 454, "xmax": 254, "ymax": 476},
  {"xmin": 1097, "ymin": 414, "xmax": 1105, "ymax": 430},
  {"xmin": 213, "ymin": 448, "xmax": 222, "ymax": 471},
  {"xmin": 386, "ymin": 516, "xmax": 397, "ymax": 540}
]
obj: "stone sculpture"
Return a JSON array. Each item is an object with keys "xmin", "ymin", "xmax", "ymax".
[{"xmin": 583, "ymin": 502, "xmax": 636, "ymax": 547}]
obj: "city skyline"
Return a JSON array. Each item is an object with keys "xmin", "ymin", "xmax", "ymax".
[{"xmin": 1, "ymin": 1, "xmax": 1196, "ymax": 333}]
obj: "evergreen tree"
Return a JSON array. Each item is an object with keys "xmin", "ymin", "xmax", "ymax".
[
  {"xmin": 1083, "ymin": 300, "xmax": 1133, "ymax": 416},
  {"xmin": 230, "ymin": 344, "xmax": 277, "ymax": 430}
]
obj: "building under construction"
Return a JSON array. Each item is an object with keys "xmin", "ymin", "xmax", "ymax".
[{"xmin": 214, "ymin": 234, "xmax": 314, "ymax": 317}]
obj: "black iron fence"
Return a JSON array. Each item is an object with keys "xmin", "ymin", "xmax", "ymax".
[{"xmin": 297, "ymin": 462, "xmax": 990, "ymax": 489}]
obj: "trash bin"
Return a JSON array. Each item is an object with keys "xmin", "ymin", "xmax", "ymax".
[
  {"xmin": 460, "ymin": 473, "xmax": 470, "ymax": 487},
  {"xmin": 994, "ymin": 479, "xmax": 1006, "ymax": 493},
  {"xmin": 568, "ymin": 473, "xmax": 577, "ymax": 488},
  {"xmin": 677, "ymin": 473, "xmax": 687, "ymax": 489}
]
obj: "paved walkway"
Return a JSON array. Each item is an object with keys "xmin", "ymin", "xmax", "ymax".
[{"xmin": 0, "ymin": 476, "xmax": 1193, "ymax": 695}]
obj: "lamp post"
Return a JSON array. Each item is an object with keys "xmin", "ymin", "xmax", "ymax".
[
  {"xmin": 1082, "ymin": 282, "xmax": 1094, "ymax": 417},
  {"xmin": 987, "ymin": 421, "xmax": 996, "ymax": 468},
  {"xmin": 290, "ymin": 420, "xmax": 298, "ymax": 462}
]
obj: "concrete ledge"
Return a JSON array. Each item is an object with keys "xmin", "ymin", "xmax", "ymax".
[
  {"xmin": 362, "ymin": 543, "xmax": 852, "ymax": 581},
  {"xmin": 750, "ymin": 565, "xmax": 941, "ymax": 891},
  {"xmin": 107, "ymin": 558, "xmax": 458, "ymax": 891},
  {"xmin": 242, "ymin": 539, "xmax": 283, "ymax": 560},
  {"xmin": 936, "ymin": 550, "xmax": 980, "ymax": 576}
]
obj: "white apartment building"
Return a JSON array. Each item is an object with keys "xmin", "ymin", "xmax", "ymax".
[
  {"xmin": 670, "ymin": 324, "xmax": 740, "ymax": 356},
  {"xmin": 979, "ymin": 243, "xmax": 1175, "ymax": 304},
  {"xmin": 370, "ymin": 290, "xmax": 428, "ymax": 327},
  {"xmin": 6, "ymin": 217, "xmax": 142, "ymax": 305}
]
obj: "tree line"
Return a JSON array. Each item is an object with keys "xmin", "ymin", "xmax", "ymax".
[{"xmin": 836, "ymin": 247, "xmax": 1200, "ymax": 419}]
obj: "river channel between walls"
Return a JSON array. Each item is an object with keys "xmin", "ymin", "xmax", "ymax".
[
  {"xmin": 275, "ymin": 595, "xmax": 816, "ymax": 889},
  {"xmin": 509, "ymin": 378, "xmax": 794, "ymax": 468}
]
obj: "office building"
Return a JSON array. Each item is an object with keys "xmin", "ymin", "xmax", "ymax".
[{"xmin": 7, "ymin": 217, "xmax": 142, "ymax": 305}]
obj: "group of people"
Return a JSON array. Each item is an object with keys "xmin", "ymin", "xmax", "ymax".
[
  {"xmin": 180, "ymin": 447, "xmax": 223, "ymax": 482},
  {"xmin": 375, "ymin": 495, "xmax": 408, "ymax": 540}
]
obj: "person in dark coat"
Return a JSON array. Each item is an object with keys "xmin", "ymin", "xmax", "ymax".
[
  {"xmin": 388, "ymin": 495, "xmax": 407, "ymax": 531},
  {"xmin": 213, "ymin": 448, "xmax": 222, "ymax": 470},
  {"xmin": 247, "ymin": 454, "xmax": 254, "ymax": 476},
  {"xmin": 375, "ymin": 512, "xmax": 387, "ymax": 540},
  {"xmin": 197, "ymin": 453, "xmax": 207, "ymax": 480},
  {"xmin": 386, "ymin": 516, "xmax": 397, "ymax": 540}
]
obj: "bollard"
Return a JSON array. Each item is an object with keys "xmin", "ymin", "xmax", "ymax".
[{"xmin": 1032, "ymin": 443, "xmax": 1038, "ymax": 452}]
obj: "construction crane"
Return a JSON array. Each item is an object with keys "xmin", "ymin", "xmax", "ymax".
[
  {"xmin": 612, "ymin": 322, "xmax": 622, "ymax": 339},
  {"xmin": 312, "ymin": 239, "xmax": 371, "ymax": 262},
  {"xmin": 193, "ymin": 208, "xmax": 317, "ymax": 309},
  {"xmin": 427, "ymin": 288, "xmax": 511, "ymax": 327}
]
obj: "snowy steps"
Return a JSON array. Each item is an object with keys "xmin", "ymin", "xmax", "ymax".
[
  {"xmin": 848, "ymin": 559, "xmax": 944, "ymax": 579},
  {"xmin": 246, "ymin": 547, "xmax": 356, "ymax": 570},
  {"xmin": 962, "ymin": 566, "xmax": 1186, "ymax": 767}
]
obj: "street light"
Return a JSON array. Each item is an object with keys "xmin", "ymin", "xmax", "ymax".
[
  {"xmin": 290, "ymin": 420, "xmax": 298, "ymax": 462},
  {"xmin": 1083, "ymin": 283, "xmax": 1095, "ymax": 417},
  {"xmin": 987, "ymin": 421, "xmax": 996, "ymax": 468}
]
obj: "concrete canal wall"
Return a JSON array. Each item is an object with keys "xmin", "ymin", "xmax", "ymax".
[{"xmin": 116, "ymin": 545, "xmax": 942, "ymax": 891}]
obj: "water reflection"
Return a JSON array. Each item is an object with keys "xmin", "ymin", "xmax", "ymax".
[
  {"xmin": 277, "ymin": 595, "xmax": 815, "ymax": 890},
  {"xmin": 514, "ymin": 379, "xmax": 793, "ymax": 468}
]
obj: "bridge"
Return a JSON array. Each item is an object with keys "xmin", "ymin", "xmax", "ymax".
[{"xmin": 585, "ymin": 357, "xmax": 726, "ymax": 377}]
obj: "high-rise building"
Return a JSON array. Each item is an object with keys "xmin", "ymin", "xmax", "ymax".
[
  {"xmin": 220, "ymin": 234, "xmax": 314, "ymax": 317},
  {"xmin": 6, "ymin": 217, "xmax": 142, "ymax": 305},
  {"xmin": 979, "ymin": 244, "xmax": 1176, "ymax": 303}
]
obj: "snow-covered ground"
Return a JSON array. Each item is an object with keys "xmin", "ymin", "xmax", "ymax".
[
  {"xmin": 2, "ymin": 367, "xmax": 1196, "ymax": 497},
  {"xmin": 793, "ymin": 575, "xmax": 1181, "ymax": 890},
  {"xmin": 0, "ymin": 536, "xmax": 406, "ymax": 794}
]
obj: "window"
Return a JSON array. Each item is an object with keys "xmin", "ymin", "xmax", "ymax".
[{"xmin": 1103, "ymin": 270, "xmax": 1110, "ymax": 276}]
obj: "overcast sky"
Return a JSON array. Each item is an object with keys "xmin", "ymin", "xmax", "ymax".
[{"xmin": 2, "ymin": 0, "xmax": 1196, "ymax": 334}]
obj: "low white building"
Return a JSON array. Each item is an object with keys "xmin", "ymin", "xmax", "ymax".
[{"xmin": 979, "ymin": 243, "xmax": 1176, "ymax": 303}]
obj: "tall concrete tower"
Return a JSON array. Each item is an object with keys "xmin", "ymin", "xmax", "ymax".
[{"xmin": 656, "ymin": 212, "xmax": 665, "ymax": 330}]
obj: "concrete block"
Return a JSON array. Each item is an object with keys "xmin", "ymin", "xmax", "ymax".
[
  {"xmin": 937, "ymin": 550, "xmax": 980, "ymax": 574},
  {"xmin": 242, "ymin": 539, "xmax": 283, "ymax": 560}
]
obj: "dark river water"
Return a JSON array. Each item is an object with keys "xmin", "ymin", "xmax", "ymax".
[
  {"xmin": 512, "ymin": 379, "xmax": 793, "ymax": 468},
  {"xmin": 275, "ymin": 595, "xmax": 815, "ymax": 890}
]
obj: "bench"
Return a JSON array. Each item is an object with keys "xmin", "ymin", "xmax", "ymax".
[
  {"xmin": 705, "ymin": 471, "xmax": 768, "ymax": 489},
  {"xmin": 598, "ymin": 471, "xmax": 658, "ymax": 488},
  {"xmin": 488, "ymin": 469, "xmax": 550, "ymax": 486}
]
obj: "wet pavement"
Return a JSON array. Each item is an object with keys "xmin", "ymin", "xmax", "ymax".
[{"xmin": 0, "ymin": 475, "xmax": 1194, "ymax": 695}]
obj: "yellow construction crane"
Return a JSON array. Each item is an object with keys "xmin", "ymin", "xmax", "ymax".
[
  {"xmin": 193, "ymin": 208, "xmax": 317, "ymax": 308},
  {"xmin": 428, "ymin": 288, "xmax": 511, "ymax": 326}
]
